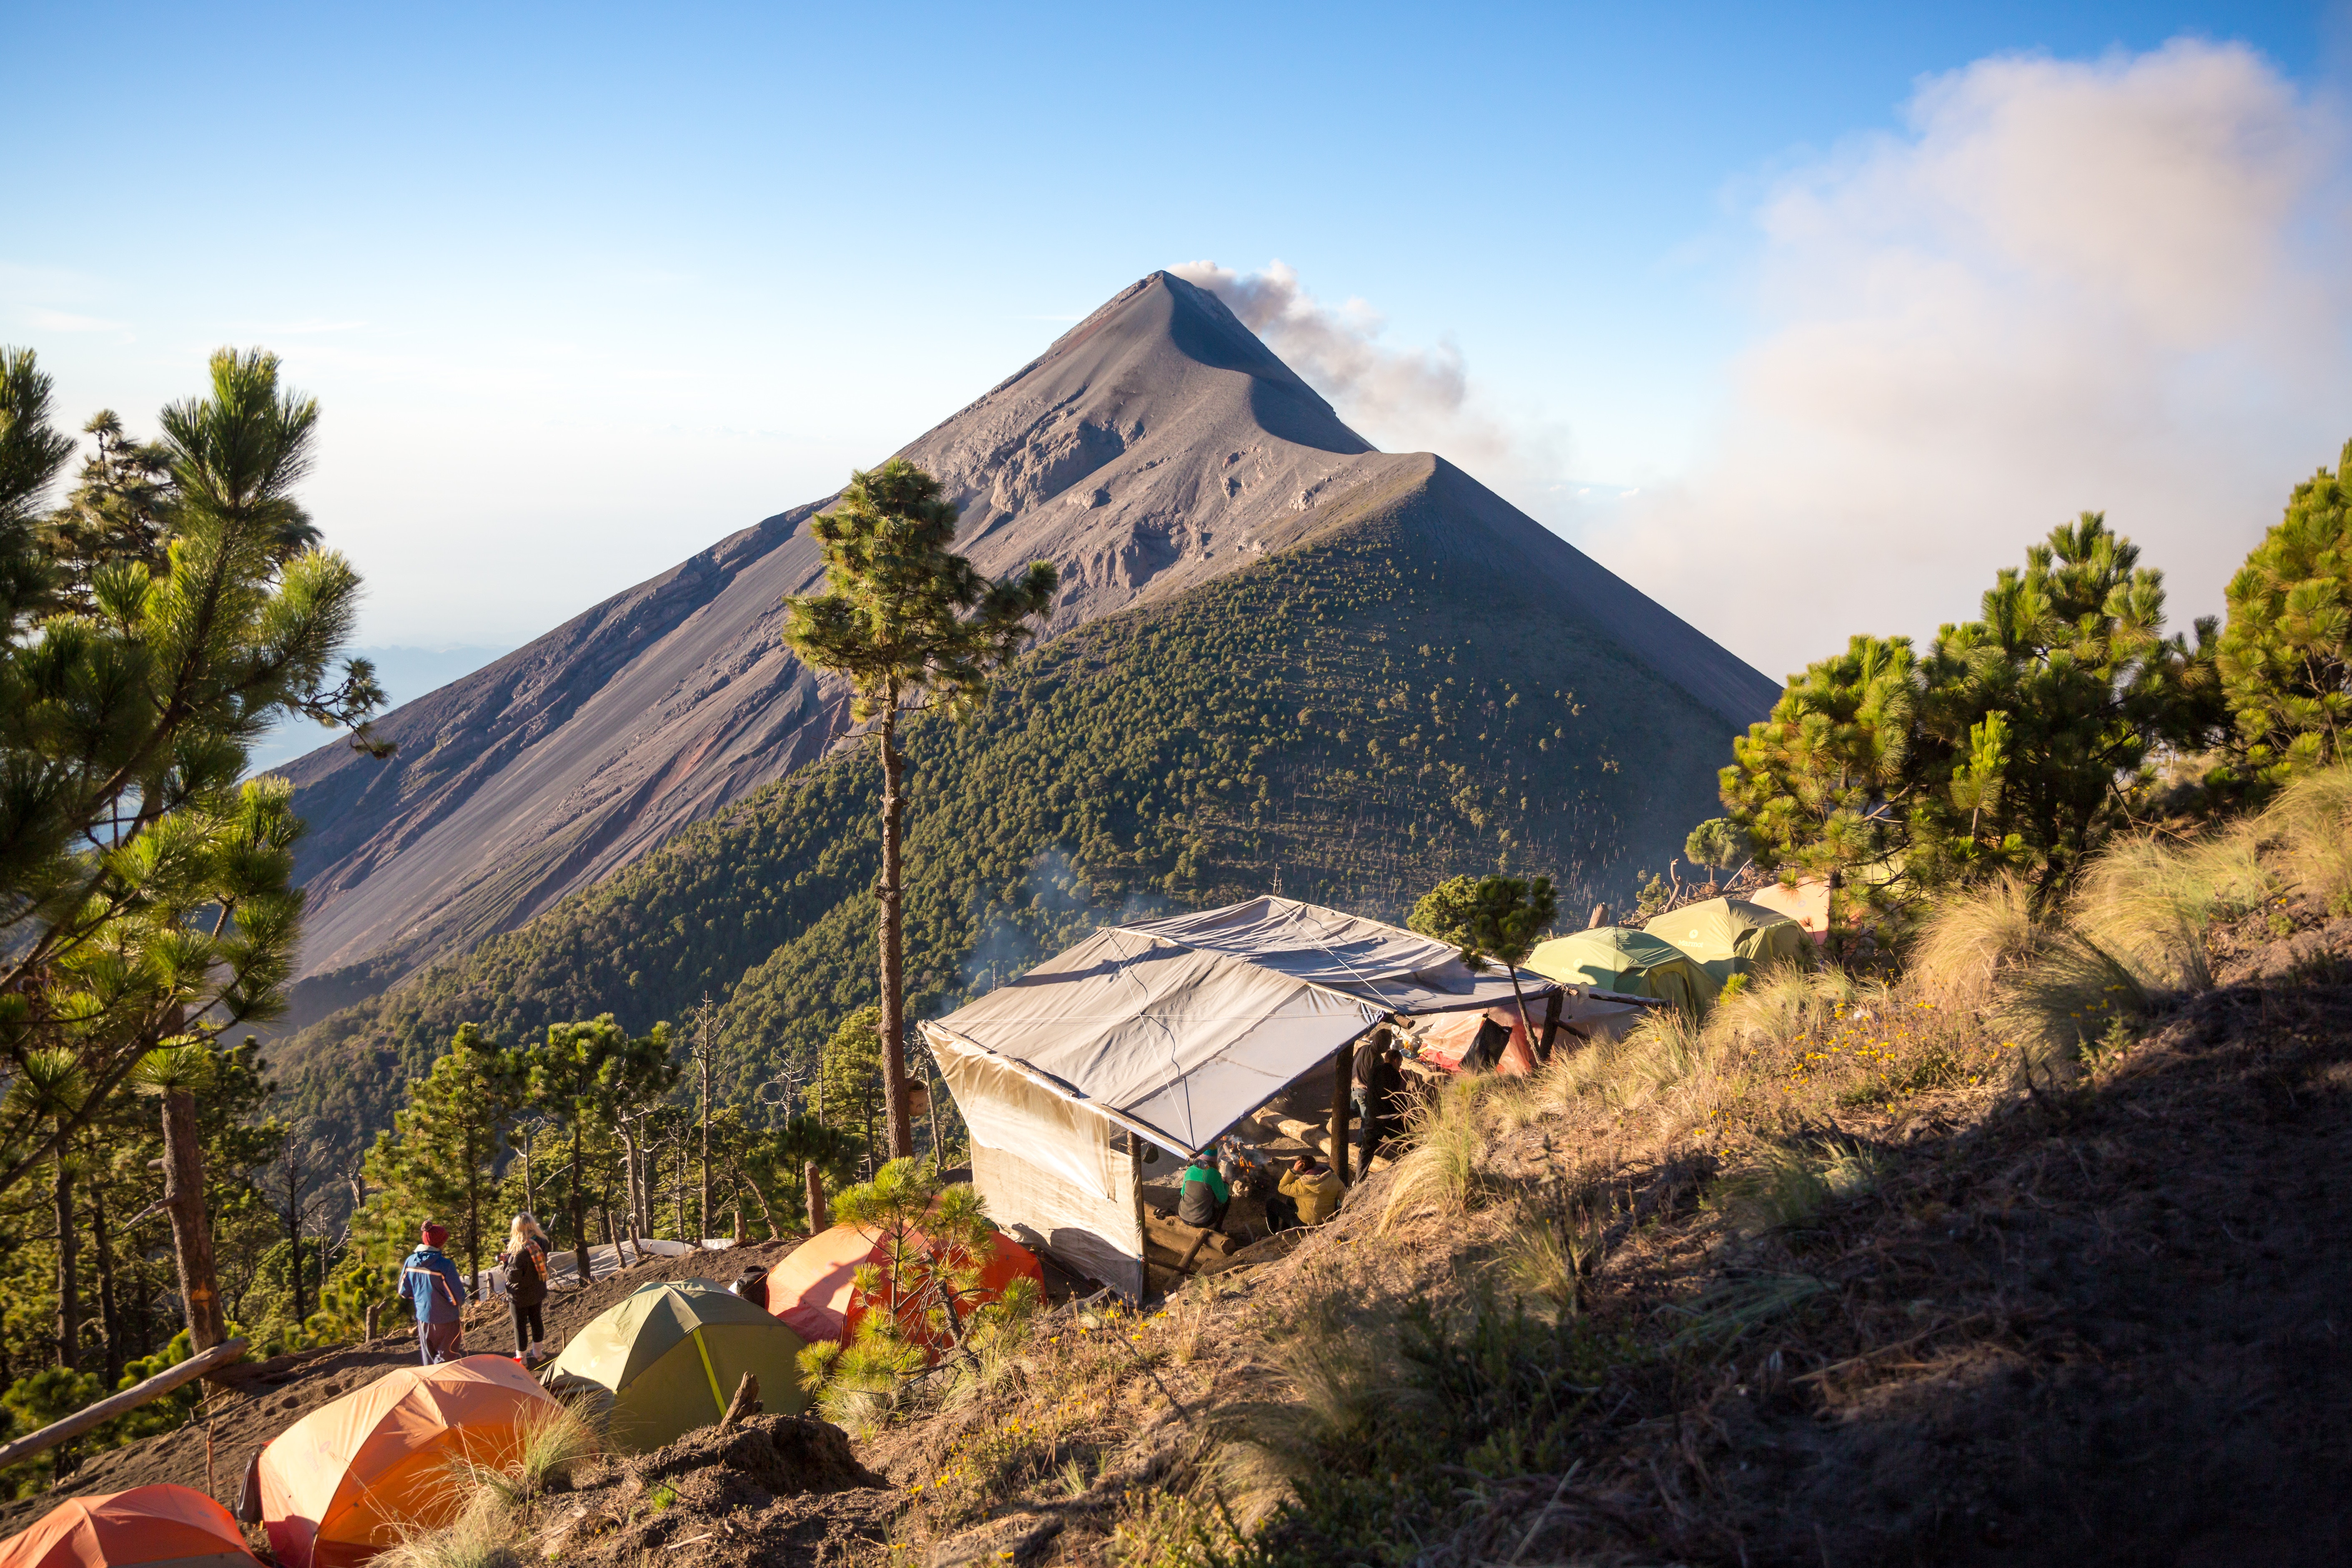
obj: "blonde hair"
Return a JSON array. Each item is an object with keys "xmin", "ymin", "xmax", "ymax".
[{"xmin": 509, "ymin": 1213, "xmax": 546, "ymax": 1252}]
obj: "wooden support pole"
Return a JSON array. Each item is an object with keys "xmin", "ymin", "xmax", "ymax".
[
  {"xmin": 0, "ymin": 1337, "xmax": 246, "ymax": 1472},
  {"xmin": 804, "ymin": 1162, "xmax": 828, "ymax": 1236},
  {"xmin": 1539, "ymin": 990, "xmax": 1564, "ymax": 1061},
  {"xmin": 1330, "ymin": 1039, "xmax": 1354, "ymax": 1184}
]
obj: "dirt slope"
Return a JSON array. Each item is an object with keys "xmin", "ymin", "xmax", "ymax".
[{"xmin": 844, "ymin": 902, "xmax": 2352, "ymax": 1567}]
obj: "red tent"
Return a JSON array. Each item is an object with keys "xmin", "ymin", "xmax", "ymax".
[
  {"xmin": 765, "ymin": 1222, "xmax": 1043, "ymax": 1346},
  {"xmin": 0, "ymin": 1484, "xmax": 259, "ymax": 1568}
]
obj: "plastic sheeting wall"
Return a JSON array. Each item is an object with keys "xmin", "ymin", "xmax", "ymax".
[
  {"xmin": 970, "ymin": 1140, "xmax": 1143, "ymax": 1301},
  {"xmin": 931, "ymin": 1030, "xmax": 1145, "ymax": 1299}
]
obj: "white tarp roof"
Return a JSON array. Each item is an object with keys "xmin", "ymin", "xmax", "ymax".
[{"xmin": 923, "ymin": 896, "xmax": 1542, "ymax": 1157}]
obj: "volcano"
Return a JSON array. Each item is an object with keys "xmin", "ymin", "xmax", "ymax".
[{"xmin": 277, "ymin": 272, "xmax": 1774, "ymax": 1025}]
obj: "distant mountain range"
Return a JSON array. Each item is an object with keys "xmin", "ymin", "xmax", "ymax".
[{"xmin": 268, "ymin": 272, "xmax": 1775, "ymax": 1143}]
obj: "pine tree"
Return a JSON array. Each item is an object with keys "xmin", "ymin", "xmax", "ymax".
[
  {"xmin": 2216, "ymin": 438, "xmax": 2352, "ymax": 788},
  {"xmin": 521, "ymin": 1016, "xmax": 675, "ymax": 1284},
  {"xmin": 783, "ymin": 460, "xmax": 1057, "ymax": 1160},
  {"xmin": 1720, "ymin": 516, "xmax": 2222, "ymax": 914},
  {"xmin": 0, "ymin": 346, "xmax": 391, "ymax": 1209},
  {"xmin": 816, "ymin": 1005, "xmax": 883, "ymax": 1171},
  {"xmin": 381, "ymin": 1026, "xmax": 522, "ymax": 1292},
  {"xmin": 41, "ymin": 411, "xmax": 174, "ymax": 612},
  {"xmin": 1409, "ymin": 874, "xmax": 1557, "ymax": 1044}
]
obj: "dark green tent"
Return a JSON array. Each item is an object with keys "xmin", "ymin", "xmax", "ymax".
[{"xmin": 542, "ymin": 1282, "xmax": 808, "ymax": 1453}]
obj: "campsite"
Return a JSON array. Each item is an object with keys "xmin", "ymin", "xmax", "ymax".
[{"xmin": 8, "ymin": 10, "xmax": 2352, "ymax": 1556}]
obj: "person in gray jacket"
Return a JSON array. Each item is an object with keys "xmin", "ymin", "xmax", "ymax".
[{"xmin": 399, "ymin": 1222, "xmax": 468, "ymax": 1364}]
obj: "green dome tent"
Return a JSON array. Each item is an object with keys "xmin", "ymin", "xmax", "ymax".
[
  {"xmin": 542, "ymin": 1282, "xmax": 808, "ymax": 1453},
  {"xmin": 1526, "ymin": 928, "xmax": 1713, "ymax": 1019},
  {"xmin": 1642, "ymin": 897, "xmax": 1815, "ymax": 988}
]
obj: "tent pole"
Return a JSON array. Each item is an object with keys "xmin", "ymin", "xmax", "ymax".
[{"xmin": 1330, "ymin": 1039, "xmax": 1354, "ymax": 1184}]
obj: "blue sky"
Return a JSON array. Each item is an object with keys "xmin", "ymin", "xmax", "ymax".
[{"xmin": 5, "ymin": 2, "xmax": 2347, "ymax": 692}]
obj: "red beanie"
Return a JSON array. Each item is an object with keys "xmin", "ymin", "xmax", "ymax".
[{"xmin": 421, "ymin": 1222, "xmax": 449, "ymax": 1247}]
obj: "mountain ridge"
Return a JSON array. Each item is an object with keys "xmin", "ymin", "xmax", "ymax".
[{"xmin": 275, "ymin": 270, "xmax": 1774, "ymax": 1034}]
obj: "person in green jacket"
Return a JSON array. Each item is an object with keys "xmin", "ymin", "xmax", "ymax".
[{"xmin": 1178, "ymin": 1154, "xmax": 1230, "ymax": 1230}]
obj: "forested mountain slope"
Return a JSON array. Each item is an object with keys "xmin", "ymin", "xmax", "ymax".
[
  {"xmin": 276, "ymin": 457, "xmax": 1747, "ymax": 1148},
  {"xmin": 271, "ymin": 271, "xmax": 1772, "ymax": 1035}
]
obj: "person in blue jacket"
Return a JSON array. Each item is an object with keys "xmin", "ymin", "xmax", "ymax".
[{"xmin": 399, "ymin": 1222, "xmax": 468, "ymax": 1364}]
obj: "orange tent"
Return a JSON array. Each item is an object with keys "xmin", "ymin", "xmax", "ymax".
[
  {"xmin": 765, "ymin": 1222, "xmax": 1044, "ymax": 1346},
  {"xmin": 1416, "ymin": 1007, "xmax": 1538, "ymax": 1077},
  {"xmin": 258, "ymin": 1355, "xmax": 560, "ymax": 1568},
  {"xmin": 0, "ymin": 1484, "xmax": 258, "ymax": 1568}
]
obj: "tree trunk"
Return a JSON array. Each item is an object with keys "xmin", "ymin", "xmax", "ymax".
[
  {"xmin": 284, "ymin": 1152, "xmax": 307, "ymax": 1327},
  {"xmin": 698, "ymin": 1028, "xmax": 712, "ymax": 1242},
  {"xmin": 927, "ymin": 1071, "xmax": 943, "ymax": 1164},
  {"xmin": 617, "ymin": 1125, "xmax": 641, "ymax": 1240},
  {"xmin": 90, "ymin": 1177, "xmax": 122, "ymax": 1386},
  {"xmin": 53, "ymin": 1154, "xmax": 79, "ymax": 1370},
  {"xmin": 569, "ymin": 1117, "xmax": 591, "ymax": 1285},
  {"xmin": 465, "ymin": 1161, "xmax": 482, "ymax": 1297},
  {"xmin": 733, "ymin": 1161, "xmax": 779, "ymax": 1239},
  {"xmin": 1506, "ymin": 967, "xmax": 1540, "ymax": 1064},
  {"xmin": 876, "ymin": 709, "xmax": 914, "ymax": 1160},
  {"xmin": 804, "ymin": 1161, "xmax": 827, "ymax": 1235},
  {"xmin": 159, "ymin": 1089, "xmax": 226, "ymax": 1354},
  {"xmin": 1329, "ymin": 1041, "xmax": 1354, "ymax": 1185}
]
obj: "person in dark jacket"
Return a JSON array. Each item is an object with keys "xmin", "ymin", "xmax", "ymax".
[
  {"xmin": 728, "ymin": 1265, "xmax": 770, "ymax": 1309},
  {"xmin": 1357, "ymin": 1041, "xmax": 1408, "ymax": 1163},
  {"xmin": 500, "ymin": 1212, "xmax": 551, "ymax": 1364},
  {"xmin": 399, "ymin": 1222, "xmax": 467, "ymax": 1364},
  {"xmin": 1177, "ymin": 1154, "xmax": 1231, "ymax": 1231}
]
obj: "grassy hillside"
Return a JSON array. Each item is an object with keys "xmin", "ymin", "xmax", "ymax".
[{"xmin": 276, "ymin": 492, "xmax": 1736, "ymax": 1148}]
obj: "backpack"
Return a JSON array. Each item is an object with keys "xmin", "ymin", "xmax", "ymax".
[{"xmin": 508, "ymin": 1243, "xmax": 545, "ymax": 1303}]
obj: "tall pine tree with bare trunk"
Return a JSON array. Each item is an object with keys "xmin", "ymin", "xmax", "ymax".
[{"xmin": 784, "ymin": 461, "xmax": 1056, "ymax": 1159}]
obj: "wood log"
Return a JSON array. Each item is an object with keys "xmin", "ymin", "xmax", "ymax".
[
  {"xmin": 1142, "ymin": 1212, "xmax": 1234, "ymax": 1265},
  {"xmin": 717, "ymin": 1371, "xmax": 759, "ymax": 1432},
  {"xmin": 1246, "ymin": 1109, "xmax": 1334, "ymax": 1159},
  {"xmin": 0, "ymin": 1337, "xmax": 246, "ymax": 1472}
]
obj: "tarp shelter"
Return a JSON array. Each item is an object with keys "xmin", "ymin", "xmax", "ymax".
[
  {"xmin": 765, "ymin": 1222, "xmax": 1044, "ymax": 1346},
  {"xmin": 542, "ymin": 1282, "xmax": 807, "ymax": 1452},
  {"xmin": 922, "ymin": 896, "xmax": 1544, "ymax": 1297},
  {"xmin": 259, "ymin": 1355, "xmax": 556, "ymax": 1568},
  {"xmin": 0, "ymin": 1485, "xmax": 258, "ymax": 1568},
  {"xmin": 1527, "ymin": 928, "xmax": 1713, "ymax": 1019},
  {"xmin": 1643, "ymin": 897, "xmax": 1815, "ymax": 986}
]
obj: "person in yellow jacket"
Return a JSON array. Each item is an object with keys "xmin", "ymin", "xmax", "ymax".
[{"xmin": 1265, "ymin": 1154, "xmax": 1344, "ymax": 1233}]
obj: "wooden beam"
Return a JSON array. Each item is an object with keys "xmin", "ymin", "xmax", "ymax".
[{"xmin": 0, "ymin": 1337, "xmax": 247, "ymax": 1472}]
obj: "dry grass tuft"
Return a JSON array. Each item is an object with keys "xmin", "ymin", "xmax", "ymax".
[
  {"xmin": 372, "ymin": 1491, "xmax": 518, "ymax": 1568},
  {"xmin": 2270, "ymin": 765, "xmax": 2352, "ymax": 912},
  {"xmin": 1379, "ymin": 1074, "xmax": 1486, "ymax": 1232}
]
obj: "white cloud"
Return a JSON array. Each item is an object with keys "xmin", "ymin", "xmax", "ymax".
[
  {"xmin": 28, "ymin": 308, "xmax": 129, "ymax": 334},
  {"xmin": 1589, "ymin": 38, "xmax": 2352, "ymax": 683},
  {"xmin": 1171, "ymin": 258, "xmax": 1572, "ymax": 502}
]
